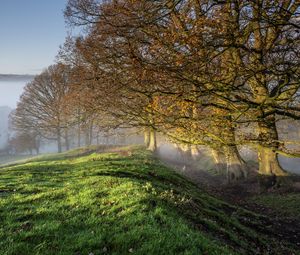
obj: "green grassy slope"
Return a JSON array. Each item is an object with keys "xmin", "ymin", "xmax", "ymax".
[
  {"xmin": 253, "ymin": 193, "xmax": 300, "ymax": 218},
  {"xmin": 0, "ymin": 147, "xmax": 298, "ymax": 255}
]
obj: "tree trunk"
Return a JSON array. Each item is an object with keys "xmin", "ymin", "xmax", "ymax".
[
  {"xmin": 85, "ymin": 128, "xmax": 90, "ymax": 146},
  {"xmin": 35, "ymin": 138, "xmax": 40, "ymax": 155},
  {"xmin": 96, "ymin": 133, "xmax": 100, "ymax": 145},
  {"xmin": 224, "ymin": 116, "xmax": 248, "ymax": 182},
  {"xmin": 77, "ymin": 125, "xmax": 81, "ymax": 148},
  {"xmin": 211, "ymin": 149, "xmax": 226, "ymax": 174},
  {"xmin": 178, "ymin": 144, "xmax": 192, "ymax": 163},
  {"xmin": 89, "ymin": 121, "xmax": 93, "ymax": 145},
  {"xmin": 225, "ymin": 146, "xmax": 248, "ymax": 183},
  {"xmin": 65, "ymin": 129, "xmax": 70, "ymax": 151},
  {"xmin": 211, "ymin": 146, "xmax": 247, "ymax": 182},
  {"xmin": 257, "ymin": 116, "xmax": 287, "ymax": 176},
  {"xmin": 144, "ymin": 129, "xmax": 150, "ymax": 147},
  {"xmin": 191, "ymin": 145, "xmax": 200, "ymax": 160},
  {"xmin": 57, "ymin": 128, "xmax": 62, "ymax": 153},
  {"xmin": 258, "ymin": 147, "xmax": 286, "ymax": 176},
  {"xmin": 147, "ymin": 129, "xmax": 157, "ymax": 152}
]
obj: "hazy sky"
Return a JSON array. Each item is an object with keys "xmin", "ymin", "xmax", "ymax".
[
  {"xmin": 0, "ymin": 0, "xmax": 67, "ymax": 75},
  {"xmin": 0, "ymin": 79, "xmax": 33, "ymax": 108}
]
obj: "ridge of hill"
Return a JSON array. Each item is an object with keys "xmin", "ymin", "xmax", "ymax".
[{"xmin": 0, "ymin": 146, "xmax": 299, "ymax": 255}]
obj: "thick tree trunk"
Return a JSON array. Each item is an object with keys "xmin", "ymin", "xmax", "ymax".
[
  {"xmin": 147, "ymin": 129, "xmax": 157, "ymax": 152},
  {"xmin": 257, "ymin": 116, "xmax": 287, "ymax": 176},
  {"xmin": 225, "ymin": 146, "xmax": 248, "ymax": 182},
  {"xmin": 258, "ymin": 147, "xmax": 286, "ymax": 176},
  {"xmin": 144, "ymin": 129, "xmax": 150, "ymax": 147},
  {"xmin": 211, "ymin": 149, "xmax": 226, "ymax": 174},
  {"xmin": 211, "ymin": 146, "xmax": 247, "ymax": 182},
  {"xmin": 178, "ymin": 144, "xmax": 192, "ymax": 163},
  {"xmin": 191, "ymin": 145, "xmax": 200, "ymax": 160}
]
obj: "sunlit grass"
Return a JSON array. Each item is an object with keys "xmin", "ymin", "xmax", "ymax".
[{"xmin": 0, "ymin": 146, "xmax": 298, "ymax": 254}]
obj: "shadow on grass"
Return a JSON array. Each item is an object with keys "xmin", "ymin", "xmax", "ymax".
[{"xmin": 1, "ymin": 148, "xmax": 299, "ymax": 254}]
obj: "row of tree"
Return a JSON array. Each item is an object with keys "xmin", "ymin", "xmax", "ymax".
[
  {"xmin": 10, "ymin": 63, "xmax": 107, "ymax": 153},
  {"xmin": 11, "ymin": 0, "xmax": 300, "ymax": 182}
]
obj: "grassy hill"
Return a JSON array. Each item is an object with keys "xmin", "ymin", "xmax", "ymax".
[{"xmin": 0, "ymin": 146, "xmax": 299, "ymax": 255}]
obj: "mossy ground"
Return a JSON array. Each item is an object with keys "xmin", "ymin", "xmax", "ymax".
[
  {"xmin": 0, "ymin": 146, "xmax": 298, "ymax": 255},
  {"xmin": 253, "ymin": 193, "xmax": 300, "ymax": 218}
]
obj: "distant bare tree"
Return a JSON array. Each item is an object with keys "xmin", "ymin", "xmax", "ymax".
[
  {"xmin": 11, "ymin": 64, "xmax": 72, "ymax": 153},
  {"xmin": 8, "ymin": 132, "xmax": 40, "ymax": 155}
]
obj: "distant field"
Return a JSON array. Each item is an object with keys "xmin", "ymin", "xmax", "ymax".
[{"xmin": 0, "ymin": 146, "xmax": 299, "ymax": 255}]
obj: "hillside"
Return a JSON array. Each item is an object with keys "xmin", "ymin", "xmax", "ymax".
[{"xmin": 0, "ymin": 146, "xmax": 299, "ymax": 255}]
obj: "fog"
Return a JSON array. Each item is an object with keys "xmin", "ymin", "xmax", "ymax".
[
  {"xmin": 0, "ymin": 75, "xmax": 32, "ymax": 152},
  {"xmin": 157, "ymin": 139, "xmax": 300, "ymax": 176},
  {"xmin": 0, "ymin": 76, "xmax": 299, "ymax": 175},
  {"xmin": 0, "ymin": 81, "xmax": 25, "ymax": 108},
  {"xmin": 0, "ymin": 75, "xmax": 33, "ymax": 108},
  {"xmin": 278, "ymin": 156, "xmax": 300, "ymax": 174}
]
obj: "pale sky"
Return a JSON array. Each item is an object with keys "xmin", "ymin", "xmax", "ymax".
[
  {"xmin": 0, "ymin": 0, "xmax": 67, "ymax": 75},
  {"xmin": 0, "ymin": 0, "xmax": 68, "ymax": 108},
  {"xmin": 0, "ymin": 79, "xmax": 33, "ymax": 108}
]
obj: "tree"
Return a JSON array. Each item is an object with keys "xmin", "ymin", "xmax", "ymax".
[
  {"xmin": 8, "ymin": 132, "xmax": 40, "ymax": 155},
  {"xmin": 64, "ymin": 0, "xmax": 249, "ymax": 179},
  {"xmin": 11, "ymin": 64, "xmax": 72, "ymax": 153},
  {"xmin": 64, "ymin": 0, "xmax": 300, "ymax": 181},
  {"xmin": 60, "ymin": 25, "xmax": 163, "ymax": 151}
]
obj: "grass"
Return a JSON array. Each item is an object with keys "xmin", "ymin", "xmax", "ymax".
[
  {"xmin": 0, "ymin": 145, "xmax": 116, "ymax": 168},
  {"xmin": 0, "ymin": 146, "xmax": 298, "ymax": 255},
  {"xmin": 253, "ymin": 193, "xmax": 300, "ymax": 218}
]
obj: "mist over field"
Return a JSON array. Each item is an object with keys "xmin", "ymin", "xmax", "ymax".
[{"xmin": 1, "ymin": 91, "xmax": 299, "ymax": 174}]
